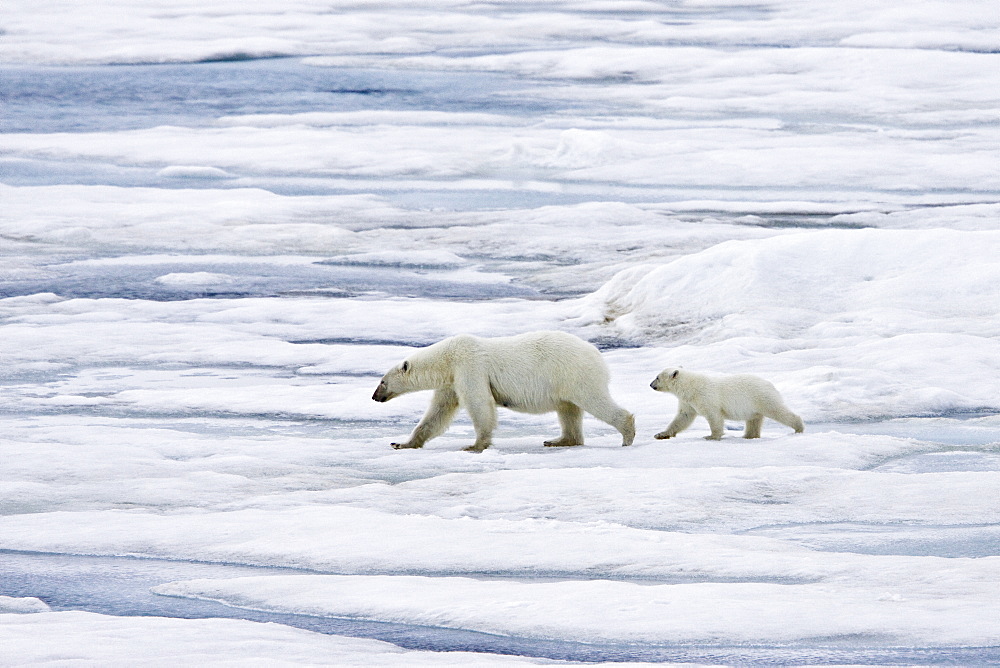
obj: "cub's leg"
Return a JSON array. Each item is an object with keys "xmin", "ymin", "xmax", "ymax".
[
  {"xmin": 545, "ymin": 402, "xmax": 584, "ymax": 447},
  {"xmin": 655, "ymin": 402, "xmax": 697, "ymax": 440},
  {"xmin": 392, "ymin": 388, "xmax": 459, "ymax": 449}
]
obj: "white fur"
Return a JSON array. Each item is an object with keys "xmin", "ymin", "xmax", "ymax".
[
  {"xmin": 373, "ymin": 331, "xmax": 635, "ymax": 451},
  {"xmin": 650, "ymin": 367, "xmax": 804, "ymax": 440}
]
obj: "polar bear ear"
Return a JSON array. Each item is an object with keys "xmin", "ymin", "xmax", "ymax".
[
  {"xmin": 671, "ymin": 369, "xmax": 679, "ymax": 378},
  {"xmin": 401, "ymin": 360, "xmax": 410, "ymax": 373}
]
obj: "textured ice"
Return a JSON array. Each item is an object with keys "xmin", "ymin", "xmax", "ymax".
[
  {"xmin": 1, "ymin": 611, "xmax": 551, "ymax": 666},
  {"xmin": 2, "ymin": 0, "xmax": 999, "ymax": 665},
  {"xmin": 152, "ymin": 572, "xmax": 1000, "ymax": 646}
]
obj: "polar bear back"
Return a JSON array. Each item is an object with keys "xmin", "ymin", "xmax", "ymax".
[{"xmin": 450, "ymin": 331, "xmax": 610, "ymax": 414}]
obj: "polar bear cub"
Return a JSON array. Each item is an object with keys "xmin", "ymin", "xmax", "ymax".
[
  {"xmin": 650, "ymin": 368, "xmax": 803, "ymax": 440},
  {"xmin": 372, "ymin": 331, "xmax": 635, "ymax": 452}
]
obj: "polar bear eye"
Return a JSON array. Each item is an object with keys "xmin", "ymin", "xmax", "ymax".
[{"xmin": 401, "ymin": 361, "xmax": 410, "ymax": 372}]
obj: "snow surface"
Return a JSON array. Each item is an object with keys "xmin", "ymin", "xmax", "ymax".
[
  {"xmin": 1, "ymin": 0, "xmax": 999, "ymax": 665},
  {"xmin": 0, "ymin": 612, "xmax": 560, "ymax": 667},
  {"xmin": 0, "ymin": 596, "xmax": 50, "ymax": 614}
]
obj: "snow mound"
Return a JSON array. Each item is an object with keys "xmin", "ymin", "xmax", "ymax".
[
  {"xmin": 0, "ymin": 596, "xmax": 51, "ymax": 613},
  {"xmin": 580, "ymin": 228, "xmax": 1000, "ymax": 343}
]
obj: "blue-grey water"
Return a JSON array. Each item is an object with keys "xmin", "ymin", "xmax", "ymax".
[
  {"xmin": 0, "ymin": 59, "xmax": 564, "ymax": 135},
  {"xmin": 0, "ymin": 59, "xmax": 599, "ymax": 208},
  {"xmin": 0, "ymin": 257, "xmax": 541, "ymax": 301}
]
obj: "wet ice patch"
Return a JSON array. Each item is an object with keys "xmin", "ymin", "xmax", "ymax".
[
  {"xmin": 320, "ymin": 250, "xmax": 468, "ymax": 270},
  {"xmin": 0, "ymin": 256, "xmax": 535, "ymax": 301},
  {"xmin": 744, "ymin": 522, "xmax": 1000, "ymax": 559},
  {"xmin": 826, "ymin": 414, "xmax": 1000, "ymax": 447},
  {"xmin": 875, "ymin": 450, "xmax": 1000, "ymax": 474}
]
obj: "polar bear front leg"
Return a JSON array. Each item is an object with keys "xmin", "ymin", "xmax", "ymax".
[
  {"xmin": 655, "ymin": 403, "xmax": 697, "ymax": 439},
  {"xmin": 392, "ymin": 388, "xmax": 459, "ymax": 449},
  {"xmin": 703, "ymin": 411, "xmax": 725, "ymax": 440},
  {"xmin": 463, "ymin": 399, "xmax": 497, "ymax": 452}
]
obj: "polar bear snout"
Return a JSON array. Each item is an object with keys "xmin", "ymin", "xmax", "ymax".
[
  {"xmin": 372, "ymin": 381, "xmax": 392, "ymax": 402},
  {"xmin": 650, "ymin": 369, "xmax": 679, "ymax": 393}
]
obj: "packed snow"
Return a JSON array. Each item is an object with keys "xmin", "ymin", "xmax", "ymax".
[
  {"xmin": 1, "ymin": 612, "xmax": 559, "ymax": 667},
  {"xmin": 1, "ymin": 0, "xmax": 999, "ymax": 665}
]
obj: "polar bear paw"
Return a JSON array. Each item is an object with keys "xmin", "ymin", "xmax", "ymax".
[{"xmin": 544, "ymin": 437, "xmax": 583, "ymax": 447}]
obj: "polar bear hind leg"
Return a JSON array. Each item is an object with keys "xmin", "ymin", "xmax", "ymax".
[
  {"xmin": 576, "ymin": 394, "xmax": 635, "ymax": 447},
  {"xmin": 743, "ymin": 414, "xmax": 764, "ymax": 439},
  {"xmin": 767, "ymin": 405, "xmax": 805, "ymax": 433},
  {"xmin": 545, "ymin": 402, "xmax": 585, "ymax": 447}
]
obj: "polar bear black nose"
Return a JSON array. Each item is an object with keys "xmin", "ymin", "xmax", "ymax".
[{"xmin": 650, "ymin": 380, "xmax": 658, "ymax": 390}]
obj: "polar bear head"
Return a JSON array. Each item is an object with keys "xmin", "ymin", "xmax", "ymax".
[
  {"xmin": 372, "ymin": 343, "xmax": 452, "ymax": 402},
  {"xmin": 649, "ymin": 367, "xmax": 681, "ymax": 392},
  {"xmin": 372, "ymin": 359, "xmax": 416, "ymax": 402}
]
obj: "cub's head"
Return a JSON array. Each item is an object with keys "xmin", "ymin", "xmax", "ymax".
[
  {"xmin": 649, "ymin": 367, "xmax": 681, "ymax": 392},
  {"xmin": 372, "ymin": 359, "xmax": 413, "ymax": 402}
]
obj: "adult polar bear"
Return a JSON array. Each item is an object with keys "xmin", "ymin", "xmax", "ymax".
[
  {"xmin": 650, "ymin": 368, "xmax": 803, "ymax": 440},
  {"xmin": 372, "ymin": 331, "xmax": 635, "ymax": 452}
]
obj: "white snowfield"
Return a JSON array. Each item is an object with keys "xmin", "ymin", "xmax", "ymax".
[
  {"xmin": 151, "ymin": 571, "xmax": 1000, "ymax": 646},
  {"xmin": 2, "ymin": 0, "xmax": 999, "ymax": 665},
  {"xmin": 1, "ymin": 612, "xmax": 556, "ymax": 667}
]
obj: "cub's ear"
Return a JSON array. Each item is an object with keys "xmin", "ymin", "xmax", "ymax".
[
  {"xmin": 671, "ymin": 369, "xmax": 679, "ymax": 378},
  {"xmin": 401, "ymin": 360, "xmax": 410, "ymax": 372}
]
